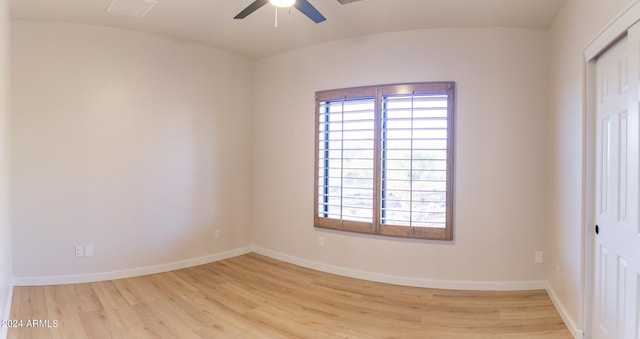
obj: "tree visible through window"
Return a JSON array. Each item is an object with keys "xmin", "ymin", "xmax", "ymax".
[{"xmin": 314, "ymin": 82, "xmax": 455, "ymax": 240}]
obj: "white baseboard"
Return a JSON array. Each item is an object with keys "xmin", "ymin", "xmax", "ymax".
[
  {"xmin": 251, "ymin": 246, "xmax": 546, "ymax": 291},
  {"xmin": 13, "ymin": 247, "xmax": 252, "ymax": 286},
  {"xmin": 546, "ymin": 283, "xmax": 584, "ymax": 339}
]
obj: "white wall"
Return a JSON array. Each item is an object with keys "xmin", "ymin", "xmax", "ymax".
[
  {"xmin": 11, "ymin": 22, "xmax": 253, "ymax": 279},
  {"xmin": 546, "ymin": 0, "xmax": 636, "ymax": 334},
  {"xmin": 251, "ymin": 28, "xmax": 549, "ymax": 285},
  {"xmin": 0, "ymin": 0, "xmax": 11, "ymax": 333}
]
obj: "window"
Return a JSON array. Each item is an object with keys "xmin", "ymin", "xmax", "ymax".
[{"xmin": 314, "ymin": 82, "xmax": 455, "ymax": 240}]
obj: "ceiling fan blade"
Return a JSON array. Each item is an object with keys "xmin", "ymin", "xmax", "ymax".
[
  {"xmin": 294, "ymin": 0, "xmax": 326, "ymax": 23},
  {"xmin": 234, "ymin": 0, "xmax": 269, "ymax": 19}
]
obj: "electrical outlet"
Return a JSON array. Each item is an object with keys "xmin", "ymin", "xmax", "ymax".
[
  {"xmin": 318, "ymin": 236, "xmax": 325, "ymax": 248},
  {"xmin": 534, "ymin": 251, "xmax": 544, "ymax": 264},
  {"xmin": 214, "ymin": 229, "xmax": 221, "ymax": 239},
  {"xmin": 85, "ymin": 244, "xmax": 94, "ymax": 257},
  {"xmin": 75, "ymin": 245, "xmax": 84, "ymax": 257}
]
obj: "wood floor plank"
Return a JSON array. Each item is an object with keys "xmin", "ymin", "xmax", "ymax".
[{"xmin": 9, "ymin": 253, "xmax": 572, "ymax": 338}]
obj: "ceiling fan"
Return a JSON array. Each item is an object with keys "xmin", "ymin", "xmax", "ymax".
[{"xmin": 233, "ymin": 0, "xmax": 328, "ymax": 24}]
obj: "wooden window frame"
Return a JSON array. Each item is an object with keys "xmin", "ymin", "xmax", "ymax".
[{"xmin": 314, "ymin": 82, "xmax": 455, "ymax": 240}]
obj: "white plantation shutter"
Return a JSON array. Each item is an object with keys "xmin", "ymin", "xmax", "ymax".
[
  {"xmin": 316, "ymin": 87, "xmax": 377, "ymax": 233},
  {"xmin": 379, "ymin": 83, "xmax": 454, "ymax": 239},
  {"xmin": 381, "ymin": 89, "xmax": 449, "ymax": 228},
  {"xmin": 315, "ymin": 83, "xmax": 454, "ymax": 240}
]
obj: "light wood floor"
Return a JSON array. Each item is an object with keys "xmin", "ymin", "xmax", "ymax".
[{"xmin": 9, "ymin": 253, "xmax": 571, "ymax": 338}]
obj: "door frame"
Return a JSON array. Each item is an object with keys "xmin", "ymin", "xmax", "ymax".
[{"xmin": 584, "ymin": 1, "xmax": 640, "ymax": 337}]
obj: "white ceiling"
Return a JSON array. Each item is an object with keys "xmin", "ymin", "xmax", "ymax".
[{"xmin": 9, "ymin": 0, "xmax": 566, "ymax": 59}]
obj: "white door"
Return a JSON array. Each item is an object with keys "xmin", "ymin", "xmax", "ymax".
[{"xmin": 593, "ymin": 23, "xmax": 640, "ymax": 339}]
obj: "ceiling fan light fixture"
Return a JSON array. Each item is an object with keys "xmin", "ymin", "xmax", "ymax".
[{"xmin": 269, "ymin": 0, "xmax": 296, "ymax": 8}]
